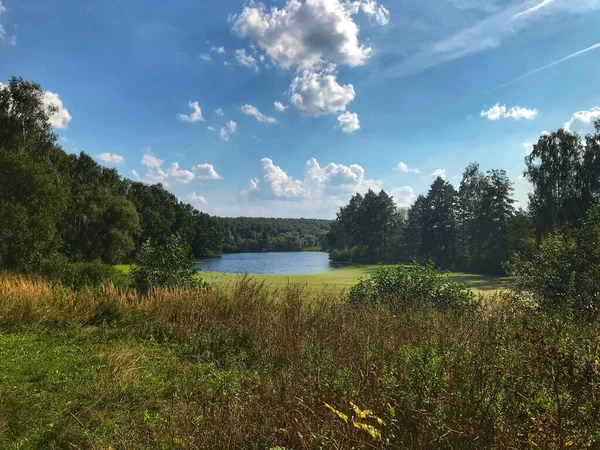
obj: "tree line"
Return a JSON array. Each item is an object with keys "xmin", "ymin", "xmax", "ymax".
[
  {"xmin": 328, "ymin": 120, "xmax": 600, "ymax": 274},
  {"xmin": 0, "ymin": 77, "xmax": 328, "ymax": 272}
]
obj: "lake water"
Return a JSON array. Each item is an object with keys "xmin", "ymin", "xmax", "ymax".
[{"xmin": 195, "ymin": 252, "xmax": 331, "ymax": 275}]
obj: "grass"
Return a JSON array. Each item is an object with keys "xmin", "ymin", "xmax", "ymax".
[
  {"xmin": 1, "ymin": 276, "xmax": 599, "ymax": 449},
  {"xmin": 116, "ymin": 263, "xmax": 510, "ymax": 295}
]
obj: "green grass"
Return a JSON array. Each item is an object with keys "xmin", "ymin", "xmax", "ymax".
[
  {"xmin": 1, "ymin": 276, "xmax": 599, "ymax": 449},
  {"xmin": 116, "ymin": 263, "xmax": 509, "ymax": 295}
]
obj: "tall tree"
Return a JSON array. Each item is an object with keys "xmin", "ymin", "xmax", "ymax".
[
  {"xmin": 404, "ymin": 195, "xmax": 427, "ymax": 261},
  {"xmin": 0, "ymin": 149, "xmax": 66, "ymax": 270},
  {"xmin": 423, "ymin": 177, "xmax": 458, "ymax": 268},
  {"xmin": 457, "ymin": 163, "xmax": 485, "ymax": 269}
]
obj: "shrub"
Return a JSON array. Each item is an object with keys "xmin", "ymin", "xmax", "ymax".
[
  {"xmin": 131, "ymin": 234, "xmax": 198, "ymax": 293},
  {"xmin": 348, "ymin": 262, "xmax": 475, "ymax": 312},
  {"xmin": 329, "ymin": 246, "xmax": 368, "ymax": 263},
  {"xmin": 506, "ymin": 207, "xmax": 600, "ymax": 320},
  {"xmin": 38, "ymin": 253, "xmax": 130, "ymax": 290}
]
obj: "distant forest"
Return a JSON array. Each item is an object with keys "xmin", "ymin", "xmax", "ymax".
[
  {"xmin": 0, "ymin": 77, "xmax": 328, "ymax": 272},
  {"xmin": 220, "ymin": 218, "xmax": 330, "ymax": 253}
]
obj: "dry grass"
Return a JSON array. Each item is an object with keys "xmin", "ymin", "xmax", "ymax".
[{"xmin": 1, "ymin": 276, "xmax": 599, "ymax": 449}]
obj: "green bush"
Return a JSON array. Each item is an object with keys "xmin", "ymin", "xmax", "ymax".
[
  {"xmin": 329, "ymin": 246, "xmax": 368, "ymax": 263},
  {"xmin": 506, "ymin": 207, "xmax": 600, "ymax": 320},
  {"xmin": 349, "ymin": 262, "xmax": 475, "ymax": 312},
  {"xmin": 131, "ymin": 234, "xmax": 198, "ymax": 293},
  {"xmin": 38, "ymin": 254, "xmax": 130, "ymax": 290}
]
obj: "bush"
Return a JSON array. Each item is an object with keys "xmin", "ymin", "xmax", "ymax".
[
  {"xmin": 329, "ymin": 246, "xmax": 368, "ymax": 263},
  {"xmin": 131, "ymin": 234, "xmax": 198, "ymax": 293},
  {"xmin": 38, "ymin": 253, "xmax": 130, "ymax": 290},
  {"xmin": 349, "ymin": 262, "xmax": 475, "ymax": 312},
  {"xmin": 506, "ymin": 207, "xmax": 600, "ymax": 320}
]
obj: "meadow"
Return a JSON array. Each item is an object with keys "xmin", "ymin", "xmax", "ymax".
[
  {"xmin": 1, "ymin": 275, "xmax": 599, "ymax": 449},
  {"xmin": 116, "ymin": 264, "xmax": 510, "ymax": 295}
]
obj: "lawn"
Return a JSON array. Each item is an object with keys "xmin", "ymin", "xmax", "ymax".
[{"xmin": 115, "ymin": 263, "xmax": 509, "ymax": 295}]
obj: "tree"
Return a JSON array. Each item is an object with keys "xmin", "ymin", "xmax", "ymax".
[
  {"xmin": 525, "ymin": 129, "xmax": 583, "ymax": 241},
  {"xmin": 0, "ymin": 77, "xmax": 58, "ymax": 159},
  {"xmin": 422, "ymin": 177, "xmax": 458, "ymax": 268},
  {"xmin": 404, "ymin": 195, "xmax": 427, "ymax": 261},
  {"xmin": 457, "ymin": 163, "xmax": 485, "ymax": 269},
  {"xmin": 0, "ymin": 149, "xmax": 66, "ymax": 270}
]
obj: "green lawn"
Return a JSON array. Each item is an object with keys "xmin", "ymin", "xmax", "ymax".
[{"xmin": 115, "ymin": 263, "xmax": 508, "ymax": 295}]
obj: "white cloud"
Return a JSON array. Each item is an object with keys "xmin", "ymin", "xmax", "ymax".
[
  {"xmin": 232, "ymin": 0, "xmax": 388, "ymax": 70},
  {"xmin": 337, "ymin": 111, "xmax": 360, "ymax": 133},
  {"xmin": 241, "ymin": 104, "xmax": 278, "ymax": 123},
  {"xmin": 348, "ymin": 0, "xmax": 390, "ymax": 25},
  {"xmin": 480, "ymin": 104, "xmax": 538, "ymax": 120},
  {"xmin": 290, "ymin": 67, "xmax": 355, "ymax": 116},
  {"xmin": 97, "ymin": 152, "xmax": 124, "ymax": 165},
  {"xmin": 564, "ymin": 106, "xmax": 600, "ymax": 134},
  {"xmin": 208, "ymin": 126, "xmax": 216, "ymax": 132},
  {"xmin": 390, "ymin": 186, "xmax": 416, "ymax": 207},
  {"xmin": 431, "ymin": 169, "xmax": 447, "ymax": 180},
  {"xmin": 140, "ymin": 154, "xmax": 221, "ymax": 186},
  {"xmin": 395, "ymin": 162, "xmax": 420, "ymax": 174},
  {"xmin": 235, "ymin": 48, "xmax": 259, "ymax": 71},
  {"xmin": 42, "ymin": 91, "xmax": 72, "ymax": 129},
  {"xmin": 179, "ymin": 101, "xmax": 204, "ymax": 122},
  {"xmin": 211, "ymin": 46, "xmax": 226, "ymax": 54},
  {"xmin": 220, "ymin": 120, "xmax": 238, "ymax": 141},
  {"xmin": 215, "ymin": 108, "xmax": 224, "ymax": 116},
  {"xmin": 274, "ymin": 101, "xmax": 288, "ymax": 113},
  {"xmin": 244, "ymin": 157, "xmax": 383, "ymax": 203},
  {"xmin": 131, "ymin": 170, "xmax": 141, "ymax": 181},
  {"xmin": 188, "ymin": 191, "xmax": 208, "ymax": 206},
  {"xmin": 192, "ymin": 163, "xmax": 222, "ymax": 180},
  {"xmin": 199, "ymin": 53, "xmax": 212, "ymax": 61}
]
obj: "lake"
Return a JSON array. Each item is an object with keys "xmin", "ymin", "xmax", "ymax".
[{"xmin": 195, "ymin": 252, "xmax": 332, "ymax": 275}]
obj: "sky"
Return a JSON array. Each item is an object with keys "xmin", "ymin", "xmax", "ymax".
[{"xmin": 1, "ymin": 0, "xmax": 600, "ymax": 219}]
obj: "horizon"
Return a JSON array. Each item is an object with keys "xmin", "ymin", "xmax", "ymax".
[{"xmin": 1, "ymin": 0, "xmax": 599, "ymax": 219}]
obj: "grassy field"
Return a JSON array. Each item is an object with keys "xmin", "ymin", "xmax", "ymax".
[
  {"xmin": 1, "ymin": 276, "xmax": 599, "ymax": 449},
  {"xmin": 116, "ymin": 263, "xmax": 509, "ymax": 295}
]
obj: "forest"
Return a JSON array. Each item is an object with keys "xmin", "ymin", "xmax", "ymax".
[
  {"xmin": 328, "ymin": 124, "xmax": 600, "ymax": 274},
  {"xmin": 0, "ymin": 77, "xmax": 328, "ymax": 275}
]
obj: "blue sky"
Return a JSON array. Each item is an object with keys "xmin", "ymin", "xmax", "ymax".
[{"xmin": 1, "ymin": 0, "xmax": 600, "ymax": 218}]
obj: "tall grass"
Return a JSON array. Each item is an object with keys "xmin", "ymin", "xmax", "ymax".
[{"xmin": 0, "ymin": 276, "xmax": 599, "ymax": 449}]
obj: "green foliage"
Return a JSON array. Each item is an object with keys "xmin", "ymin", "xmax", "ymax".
[
  {"xmin": 507, "ymin": 206, "xmax": 600, "ymax": 320},
  {"xmin": 0, "ymin": 149, "xmax": 66, "ymax": 271},
  {"xmin": 221, "ymin": 217, "xmax": 330, "ymax": 253},
  {"xmin": 327, "ymin": 190, "xmax": 397, "ymax": 262},
  {"xmin": 349, "ymin": 262, "xmax": 475, "ymax": 312},
  {"xmin": 131, "ymin": 234, "xmax": 198, "ymax": 293},
  {"xmin": 39, "ymin": 253, "xmax": 130, "ymax": 290}
]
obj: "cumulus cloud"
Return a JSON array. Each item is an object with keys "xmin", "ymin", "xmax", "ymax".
[
  {"xmin": 220, "ymin": 120, "xmax": 238, "ymax": 141},
  {"xmin": 179, "ymin": 101, "xmax": 204, "ymax": 122},
  {"xmin": 139, "ymin": 154, "xmax": 221, "ymax": 186},
  {"xmin": 235, "ymin": 48, "xmax": 259, "ymax": 70},
  {"xmin": 480, "ymin": 104, "xmax": 538, "ymax": 120},
  {"xmin": 199, "ymin": 53, "xmax": 212, "ymax": 61},
  {"xmin": 188, "ymin": 191, "xmax": 208, "ymax": 206},
  {"xmin": 390, "ymin": 186, "xmax": 416, "ymax": 207},
  {"xmin": 564, "ymin": 106, "xmax": 600, "ymax": 134},
  {"xmin": 211, "ymin": 46, "xmax": 226, "ymax": 54},
  {"xmin": 241, "ymin": 104, "xmax": 278, "ymax": 123},
  {"xmin": 290, "ymin": 67, "xmax": 355, "ymax": 116},
  {"xmin": 41, "ymin": 91, "xmax": 72, "ymax": 129},
  {"xmin": 431, "ymin": 169, "xmax": 447, "ymax": 180},
  {"xmin": 395, "ymin": 162, "xmax": 420, "ymax": 174},
  {"xmin": 244, "ymin": 157, "xmax": 383, "ymax": 203},
  {"xmin": 274, "ymin": 101, "xmax": 288, "ymax": 113},
  {"xmin": 192, "ymin": 163, "xmax": 222, "ymax": 180},
  {"xmin": 96, "ymin": 153, "xmax": 124, "ymax": 165},
  {"xmin": 131, "ymin": 170, "xmax": 141, "ymax": 181},
  {"xmin": 337, "ymin": 111, "xmax": 360, "ymax": 133},
  {"xmin": 232, "ymin": 0, "xmax": 389, "ymax": 70},
  {"xmin": 215, "ymin": 108, "xmax": 224, "ymax": 116}
]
